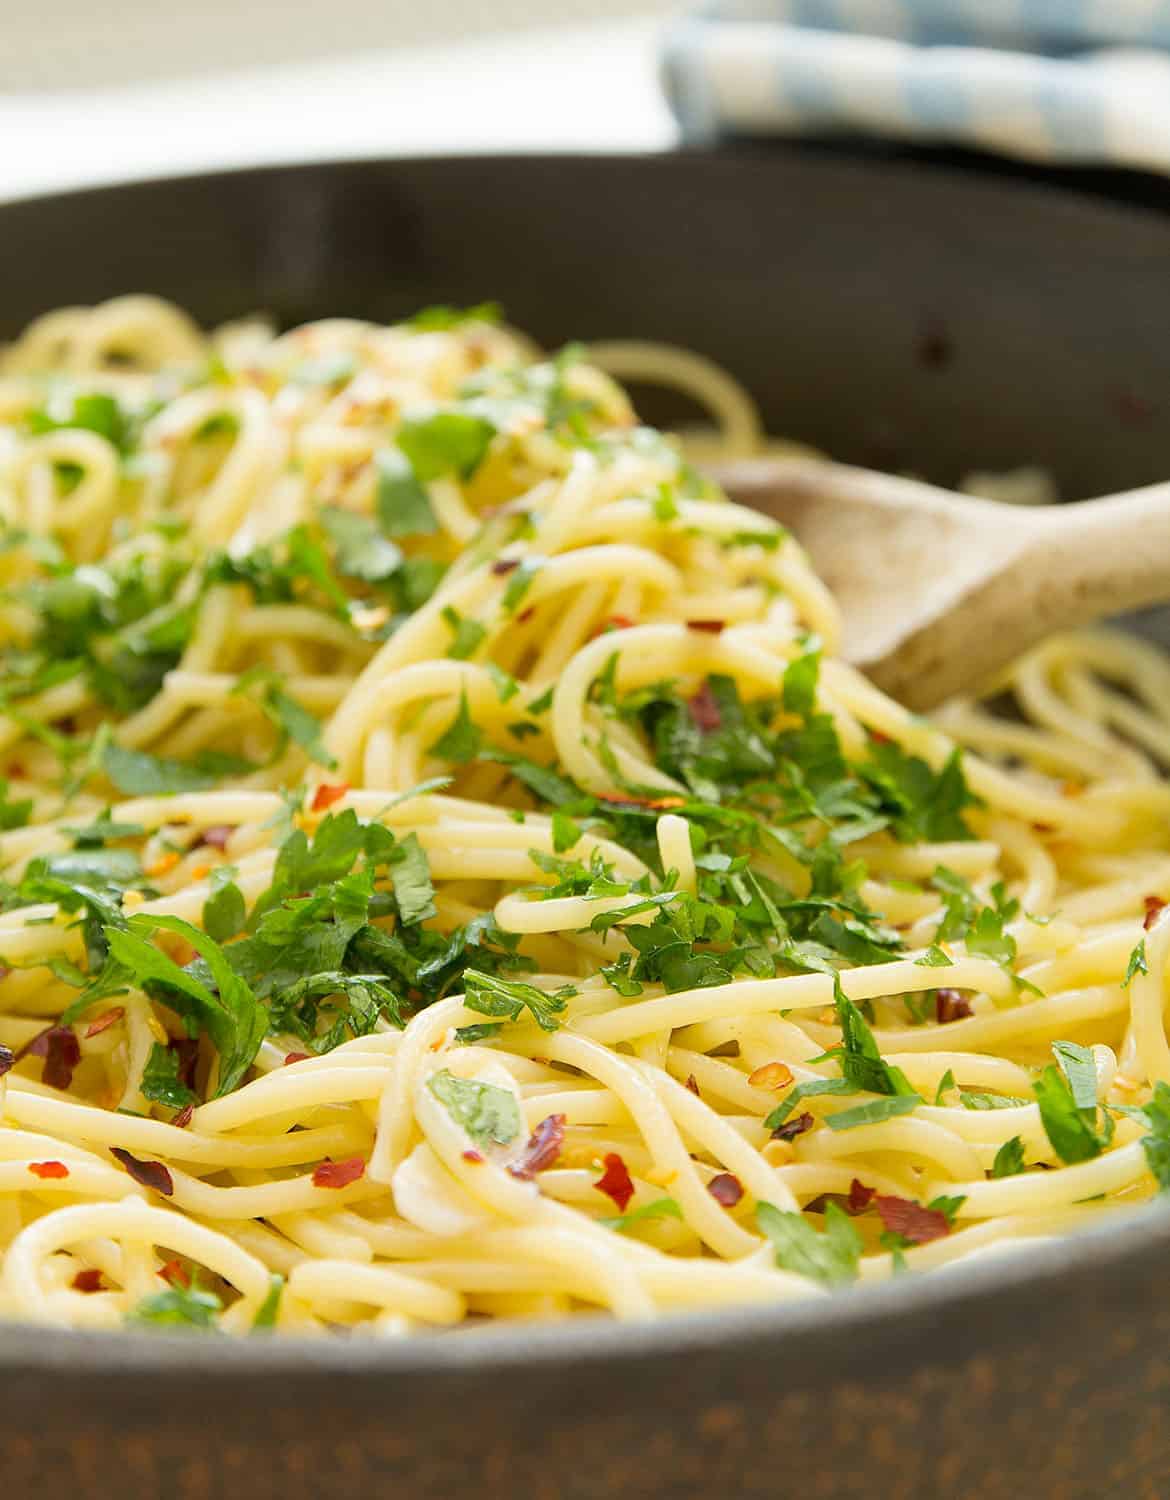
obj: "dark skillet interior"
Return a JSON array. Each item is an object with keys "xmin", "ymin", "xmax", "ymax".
[{"xmin": 6, "ymin": 147, "xmax": 1170, "ymax": 1500}]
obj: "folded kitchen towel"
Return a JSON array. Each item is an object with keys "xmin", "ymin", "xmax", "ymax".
[{"xmin": 661, "ymin": 0, "xmax": 1170, "ymax": 171}]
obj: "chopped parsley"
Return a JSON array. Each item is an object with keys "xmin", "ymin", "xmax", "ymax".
[{"xmin": 428, "ymin": 1068, "xmax": 521, "ymax": 1148}]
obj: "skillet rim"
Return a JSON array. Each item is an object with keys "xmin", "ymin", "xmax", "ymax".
[{"xmin": 1, "ymin": 144, "xmax": 1168, "ymax": 1379}]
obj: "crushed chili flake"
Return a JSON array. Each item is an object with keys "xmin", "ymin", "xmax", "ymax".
[
  {"xmin": 197, "ymin": 824, "xmax": 233, "ymax": 850},
  {"xmin": 593, "ymin": 1152, "xmax": 635, "ymax": 1212},
  {"xmin": 684, "ymin": 1074, "xmax": 701, "ymax": 1096},
  {"xmin": 283, "ymin": 1051, "xmax": 311, "ymax": 1067},
  {"xmin": 1144, "ymin": 896, "xmax": 1166, "ymax": 930},
  {"xmin": 935, "ymin": 989, "xmax": 973, "ymax": 1025},
  {"xmin": 84, "ymin": 1007, "xmax": 125, "ymax": 1039},
  {"xmin": 311, "ymin": 782, "xmax": 350, "ymax": 812},
  {"xmin": 848, "ymin": 1179, "xmax": 876, "ymax": 1214},
  {"xmin": 507, "ymin": 1113, "xmax": 566, "ymax": 1181},
  {"xmin": 516, "ymin": 606, "xmax": 536, "ymax": 625},
  {"xmin": 171, "ymin": 1104, "xmax": 195, "ymax": 1130},
  {"xmin": 491, "ymin": 557, "xmax": 521, "ymax": 575},
  {"xmin": 158, "ymin": 1258, "xmax": 191, "ymax": 1288},
  {"xmin": 687, "ymin": 619, "xmax": 725, "ymax": 634},
  {"xmin": 707, "ymin": 1173, "xmax": 744, "ymax": 1207},
  {"xmin": 312, "ymin": 1156, "xmax": 365, "ymax": 1189},
  {"xmin": 748, "ymin": 1061, "xmax": 793, "ymax": 1091},
  {"xmin": 598, "ymin": 792, "xmax": 686, "ymax": 811},
  {"xmin": 462, "ymin": 1149, "xmax": 485, "ymax": 1164},
  {"xmin": 687, "ymin": 681, "xmax": 722, "ymax": 732},
  {"xmin": 875, "ymin": 1194, "xmax": 951, "ymax": 1245},
  {"xmin": 19, "ymin": 1025, "xmax": 81, "ymax": 1091},
  {"xmin": 771, "ymin": 1110, "xmax": 814, "ymax": 1142},
  {"xmin": 595, "ymin": 614, "xmax": 635, "ymax": 637},
  {"xmin": 71, "ymin": 1269, "xmax": 105, "ymax": 1294},
  {"xmin": 28, "ymin": 1160, "xmax": 69, "ymax": 1180},
  {"xmin": 111, "ymin": 1147, "xmax": 174, "ymax": 1197}
]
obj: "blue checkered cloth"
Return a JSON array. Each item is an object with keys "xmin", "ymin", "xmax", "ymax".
[{"xmin": 661, "ymin": 1, "xmax": 1170, "ymax": 169}]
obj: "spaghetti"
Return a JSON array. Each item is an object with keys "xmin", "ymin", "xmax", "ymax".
[{"xmin": 0, "ymin": 294, "xmax": 1166, "ymax": 1337}]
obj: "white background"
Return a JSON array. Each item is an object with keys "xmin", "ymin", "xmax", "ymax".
[{"xmin": 0, "ymin": 7, "xmax": 677, "ymax": 204}]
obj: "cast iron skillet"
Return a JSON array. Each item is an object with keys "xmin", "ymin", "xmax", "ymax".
[{"xmin": 4, "ymin": 147, "xmax": 1170, "ymax": 1500}]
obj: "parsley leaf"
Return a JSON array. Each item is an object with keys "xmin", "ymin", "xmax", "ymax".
[
  {"xmin": 441, "ymin": 605, "xmax": 486, "ymax": 660},
  {"xmin": 110, "ymin": 914, "xmax": 266, "ymax": 1096},
  {"xmin": 140, "ymin": 1042, "xmax": 197, "ymax": 1110},
  {"xmin": 825, "ymin": 1094, "xmax": 921, "ymax": 1131},
  {"xmin": 234, "ymin": 668, "xmax": 336, "ymax": 769},
  {"xmin": 428, "ymin": 1068, "xmax": 521, "ymax": 1148},
  {"xmin": 1033, "ymin": 1041, "xmax": 1111, "ymax": 1164},
  {"xmin": 430, "ymin": 689, "xmax": 482, "ymax": 763},
  {"xmin": 375, "ymin": 447, "xmax": 437, "ymax": 536},
  {"xmin": 252, "ymin": 1274, "xmax": 284, "ymax": 1332},
  {"xmin": 860, "ymin": 744, "xmax": 978, "ymax": 843},
  {"xmin": 397, "ymin": 410, "xmax": 495, "ymax": 481},
  {"xmin": 461, "ymin": 968, "xmax": 569, "ymax": 1033},
  {"xmin": 825, "ymin": 992, "xmax": 917, "ymax": 1098},
  {"xmin": 756, "ymin": 1200, "xmax": 862, "ymax": 1287},
  {"xmin": 1124, "ymin": 939, "xmax": 1148, "ymax": 986},
  {"xmin": 102, "ymin": 742, "xmax": 217, "ymax": 796},
  {"xmin": 599, "ymin": 1197, "xmax": 683, "ymax": 1233},
  {"xmin": 129, "ymin": 1283, "xmax": 222, "ymax": 1331},
  {"xmin": 202, "ymin": 867, "xmax": 245, "ymax": 943},
  {"xmin": 1117, "ymin": 1081, "xmax": 1170, "ymax": 1190},
  {"xmin": 991, "ymin": 1136, "xmax": 1026, "ymax": 1178},
  {"xmin": 320, "ymin": 506, "xmax": 403, "ymax": 582},
  {"xmin": 389, "ymin": 832, "xmax": 436, "ymax": 926}
]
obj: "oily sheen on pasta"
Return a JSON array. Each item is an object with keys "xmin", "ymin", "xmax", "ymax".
[{"xmin": 0, "ymin": 296, "xmax": 1168, "ymax": 1337}]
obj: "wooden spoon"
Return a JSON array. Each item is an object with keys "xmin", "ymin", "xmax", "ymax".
[{"xmin": 719, "ymin": 458, "xmax": 1170, "ymax": 711}]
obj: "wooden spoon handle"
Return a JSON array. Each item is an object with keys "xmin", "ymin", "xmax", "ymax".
[
  {"xmin": 1028, "ymin": 481, "xmax": 1170, "ymax": 621},
  {"xmin": 871, "ymin": 482, "xmax": 1170, "ymax": 709}
]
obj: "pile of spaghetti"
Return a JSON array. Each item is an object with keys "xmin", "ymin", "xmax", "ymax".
[{"xmin": 0, "ymin": 295, "xmax": 1168, "ymax": 1337}]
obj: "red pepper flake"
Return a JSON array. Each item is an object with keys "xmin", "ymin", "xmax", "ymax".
[
  {"xmin": 594, "ymin": 614, "xmax": 635, "ymax": 637},
  {"xmin": 283, "ymin": 1051, "xmax": 311, "ymax": 1067},
  {"xmin": 491, "ymin": 557, "xmax": 520, "ymax": 575},
  {"xmin": 18, "ymin": 1025, "xmax": 81, "ymax": 1091},
  {"xmin": 312, "ymin": 1156, "xmax": 365, "ymax": 1189},
  {"xmin": 771, "ymin": 1110, "xmax": 814, "ymax": 1142},
  {"xmin": 1144, "ymin": 896, "xmax": 1166, "ymax": 931},
  {"xmin": 196, "ymin": 824, "xmax": 233, "ymax": 850},
  {"xmin": 171, "ymin": 1104, "xmax": 195, "ymax": 1130},
  {"xmin": 0, "ymin": 1042, "xmax": 12, "ymax": 1078},
  {"xmin": 516, "ymin": 606, "xmax": 536, "ymax": 625},
  {"xmin": 71, "ymin": 1268, "xmax": 105, "ymax": 1294},
  {"xmin": 1033, "ymin": 822, "xmax": 1055, "ymax": 835},
  {"xmin": 462, "ymin": 1149, "xmax": 485, "ymax": 1164},
  {"xmin": 593, "ymin": 1152, "xmax": 635, "ymax": 1212},
  {"xmin": 848, "ymin": 1178, "xmax": 875, "ymax": 1214},
  {"xmin": 84, "ymin": 1007, "xmax": 125, "ymax": 1039},
  {"xmin": 684, "ymin": 1073, "xmax": 700, "ymax": 1096},
  {"xmin": 875, "ymin": 1194, "xmax": 951, "ymax": 1245},
  {"xmin": 935, "ymin": 989, "xmax": 973, "ymax": 1025},
  {"xmin": 598, "ymin": 792, "xmax": 686, "ymax": 811},
  {"xmin": 868, "ymin": 729, "xmax": 891, "ymax": 746},
  {"xmin": 507, "ymin": 1113, "xmax": 566, "ymax": 1180},
  {"xmin": 748, "ymin": 1061, "xmax": 793, "ymax": 1091},
  {"xmin": 311, "ymin": 782, "xmax": 350, "ymax": 812},
  {"xmin": 687, "ymin": 619, "xmax": 725, "ymax": 634},
  {"xmin": 707, "ymin": 1173, "xmax": 743, "ymax": 1207},
  {"xmin": 687, "ymin": 681, "xmax": 722, "ymax": 732},
  {"xmin": 6, "ymin": 763, "xmax": 24, "ymax": 779},
  {"xmin": 28, "ymin": 1160, "xmax": 69, "ymax": 1180},
  {"xmin": 158, "ymin": 1258, "xmax": 190, "ymax": 1288},
  {"xmin": 111, "ymin": 1147, "xmax": 174, "ymax": 1197}
]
